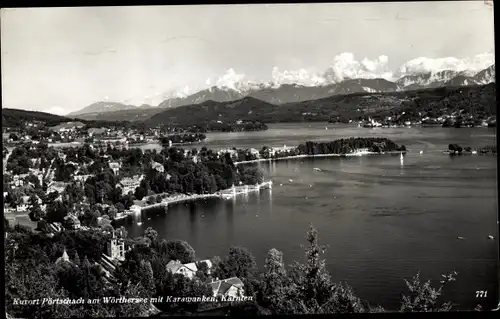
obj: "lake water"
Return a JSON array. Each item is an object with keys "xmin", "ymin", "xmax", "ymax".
[{"xmin": 124, "ymin": 123, "xmax": 498, "ymax": 311}]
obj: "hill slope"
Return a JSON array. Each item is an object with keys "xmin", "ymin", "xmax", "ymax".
[
  {"xmin": 74, "ymin": 107, "xmax": 165, "ymax": 121},
  {"xmin": 67, "ymin": 101, "xmax": 152, "ymax": 116},
  {"xmin": 146, "ymin": 83, "xmax": 496, "ymax": 125},
  {"xmin": 2, "ymin": 108, "xmax": 75, "ymax": 128},
  {"xmin": 146, "ymin": 97, "xmax": 276, "ymax": 127}
]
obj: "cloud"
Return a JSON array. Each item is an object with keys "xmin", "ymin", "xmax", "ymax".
[
  {"xmin": 168, "ymin": 52, "xmax": 494, "ymax": 97},
  {"xmin": 323, "ymin": 52, "xmax": 393, "ymax": 82},
  {"xmin": 271, "ymin": 67, "xmax": 326, "ymax": 86},
  {"xmin": 173, "ymin": 85, "xmax": 191, "ymax": 98},
  {"xmin": 215, "ymin": 68, "xmax": 246, "ymax": 90},
  {"xmin": 397, "ymin": 52, "xmax": 495, "ymax": 76}
]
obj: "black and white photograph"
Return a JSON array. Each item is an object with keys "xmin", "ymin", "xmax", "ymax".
[{"xmin": 2, "ymin": 2, "xmax": 498, "ymax": 317}]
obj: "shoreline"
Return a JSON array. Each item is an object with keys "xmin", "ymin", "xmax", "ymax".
[
  {"xmin": 134, "ymin": 151, "xmax": 403, "ymax": 211},
  {"xmin": 234, "ymin": 150, "xmax": 405, "ymax": 165},
  {"xmin": 137, "ymin": 181, "xmax": 273, "ymax": 211}
]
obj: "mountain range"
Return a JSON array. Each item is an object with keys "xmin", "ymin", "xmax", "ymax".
[
  {"xmin": 144, "ymin": 83, "xmax": 496, "ymax": 127},
  {"xmin": 69, "ymin": 64, "xmax": 495, "ymax": 120},
  {"xmin": 4, "ymin": 83, "xmax": 495, "ymax": 129}
]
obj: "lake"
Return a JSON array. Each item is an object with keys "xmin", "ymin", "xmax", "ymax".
[{"xmin": 124, "ymin": 123, "xmax": 498, "ymax": 311}]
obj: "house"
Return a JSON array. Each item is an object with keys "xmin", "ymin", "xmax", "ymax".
[
  {"xmin": 210, "ymin": 277, "xmax": 245, "ymax": 298},
  {"xmin": 55, "ymin": 248, "xmax": 73, "ymax": 265},
  {"xmin": 269, "ymin": 145, "xmax": 295, "ymax": 157},
  {"xmin": 49, "ymin": 121, "xmax": 85, "ymax": 133},
  {"xmin": 248, "ymin": 148, "xmax": 260, "ymax": 158},
  {"xmin": 109, "ymin": 162, "xmax": 121, "ymax": 175},
  {"xmin": 16, "ymin": 196, "xmax": 30, "ymax": 212},
  {"xmin": 87, "ymin": 127, "xmax": 106, "ymax": 137},
  {"xmin": 166, "ymin": 259, "xmax": 213, "ymax": 279},
  {"xmin": 151, "ymin": 161, "xmax": 164, "ymax": 173},
  {"xmin": 217, "ymin": 149, "xmax": 238, "ymax": 160},
  {"xmin": 47, "ymin": 222, "xmax": 63, "ymax": 233},
  {"xmin": 99, "ymin": 137, "xmax": 127, "ymax": 145},
  {"xmin": 46, "ymin": 181, "xmax": 68, "ymax": 195},
  {"xmin": 37, "ymin": 220, "xmax": 62, "ymax": 233},
  {"xmin": 74, "ymin": 174, "xmax": 92, "ymax": 182},
  {"xmin": 118, "ymin": 175, "xmax": 144, "ymax": 195},
  {"xmin": 64, "ymin": 215, "xmax": 81, "ymax": 230},
  {"xmin": 51, "ymin": 222, "xmax": 63, "ymax": 232}
]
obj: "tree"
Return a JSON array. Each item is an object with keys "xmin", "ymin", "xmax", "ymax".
[
  {"xmin": 9, "ymin": 132, "xmax": 18, "ymax": 141},
  {"xmin": 222, "ymin": 246, "xmax": 257, "ymax": 279},
  {"xmin": 74, "ymin": 251, "xmax": 81, "ymax": 266},
  {"xmin": 28, "ymin": 194, "xmax": 44, "ymax": 221},
  {"xmin": 400, "ymin": 271, "xmax": 457, "ymax": 312},
  {"xmin": 134, "ymin": 187, "xmax": 147, "ymax": 200},
  {"xmin": 138, "ymin": 260, "xmax": 156, "ymax": 297},
  {"xmin": 210, "ymin": 256, "xmax": 225, "ymax": 280},
  {"xmin": 259, "ymin": 248, "xmax": 288, "ymax": 311},
  {"xmin": 114, "ymin": 282, "xmax": 151, "ymax": 317},
  {"xmin": 81, "ymin": 209, "xmax": 100, "ymax": 227},
  {"xmin": 285, "ymin": 224, "xmax": 365, "ymax": 314},
  {"xmin": 144, "ymin": 227, "xmax": 158, "ymax": 243},
  {"xmin": 165, "ymin": 239, "xmax": 196, "ymax": 263},
  {"xmin": 116, "ymin": 226, "xmax": 128, "ymax": 239},
  {"xmin": 46, "ymin": 200, "xmax": 68, "ymax": 223},
  {"xmin": 108, "ymin": 206, "xmax": 118, "ymax": 219},
  {"xmin": 146, "ymin": 196, "xmax": 156, "ymax": 205},
  {"xmin": 115, "ymin": 202, "xmax": 125, "ymax": 213},
  {"xmin": 319, "ymin": 282, "xmax": 366, "ymax": 314},
  {"xmin": 4, "ymin": 216, "xmax": 10, "ymax": 231},
  {"xmin": 5, "ymin": 263, "xmax": 73, "ymax": 318}
]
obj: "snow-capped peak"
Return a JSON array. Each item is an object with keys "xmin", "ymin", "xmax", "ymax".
[{"xmin": 162, "ymin": 52, "xmax": 494, "ymax": 100}]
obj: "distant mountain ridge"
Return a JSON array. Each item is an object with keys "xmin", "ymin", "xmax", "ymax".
[
  {"xmin": 72, "ymin": 64, "xmax": 495, "ymax": 117},
  {"xmin": 144, "ymin": 83, "xmax": 496, "ymax": 127},
  {"xmin": 68, "ymin": 101, "xmax": 153, "ymax": 117}
]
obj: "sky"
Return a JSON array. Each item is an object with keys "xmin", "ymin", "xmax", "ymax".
[{"xmin": 1, "ymin": 2, "xmax": 495, "ymax": 115}]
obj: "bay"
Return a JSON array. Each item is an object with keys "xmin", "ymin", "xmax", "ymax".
[{"xmin": 125, "ymin": 123, "xmax": 498, "ymax": 311}]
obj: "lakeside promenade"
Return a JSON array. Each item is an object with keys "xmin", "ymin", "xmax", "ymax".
[{"xmin": 135, "ymin": 181, "xmax": 273, "ymax": 212}]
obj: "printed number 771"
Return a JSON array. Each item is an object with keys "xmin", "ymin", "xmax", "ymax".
[{"xmin": 476, "ymin": 291, "xmax": 487, "ymax": 298}]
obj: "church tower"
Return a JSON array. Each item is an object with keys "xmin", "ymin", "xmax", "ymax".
[
  {"xmin": 55, "ymin": 248, "xmax": 71, "ymax": 265},
  {"xmin": 107, "ymin": 231, "xmax": 126, "ymax": 262}
]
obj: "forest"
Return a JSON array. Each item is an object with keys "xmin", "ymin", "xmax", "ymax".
[{"xmin": 159, "ymin": 133, "xmax": 207, "ymax": 145}]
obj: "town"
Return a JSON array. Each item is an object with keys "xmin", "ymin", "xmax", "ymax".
[
  {"xmin": 354, "ymin": 112, "xmax": 496, "ymax": 128},
  {"xmin": 2, "ymin": 120, "xmax": 207, "ymax": 147},
  {"xmin": 4, "ymin": 118, "xmax": 413, "ymax": 317}
]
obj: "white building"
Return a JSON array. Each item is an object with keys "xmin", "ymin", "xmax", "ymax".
[
  {"xmin": 151, "ymin": 161, "xmax": 165, "ymax": 173},
  {"xmin": 16, "ymin": 196, "xmax": 30, "ymax": 212},
  {"xmin": 55, "ymin": 248, "xmax": 73, "ymax": 265},
  {"xmin": 166, "ymin": 259, "xmax": 213, "ymax": 279},
  {"xmin": 248, "ymin": 148, "xmax": 260, "ymax": 158},
  {"xmin": 74, "ymin": 174, "xmax": 92, "ymax": 183},
  {"xmin": 46, "ymin": 181, "xmax": 68, "ymax": 195},
  {"xmin": 109, "ymin": 162, "xmax": 121, "ymax": 175},
  {"xmin": 210, "ymin": 277, "xmax": 245, "ymax": 298},
  {"xmin": 106, "ymin": 233, "xmax": 126, "ymax": 262},
  {"xmin": 118, "ymin": 175, "xmax": 144, "ymax": 195}
]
